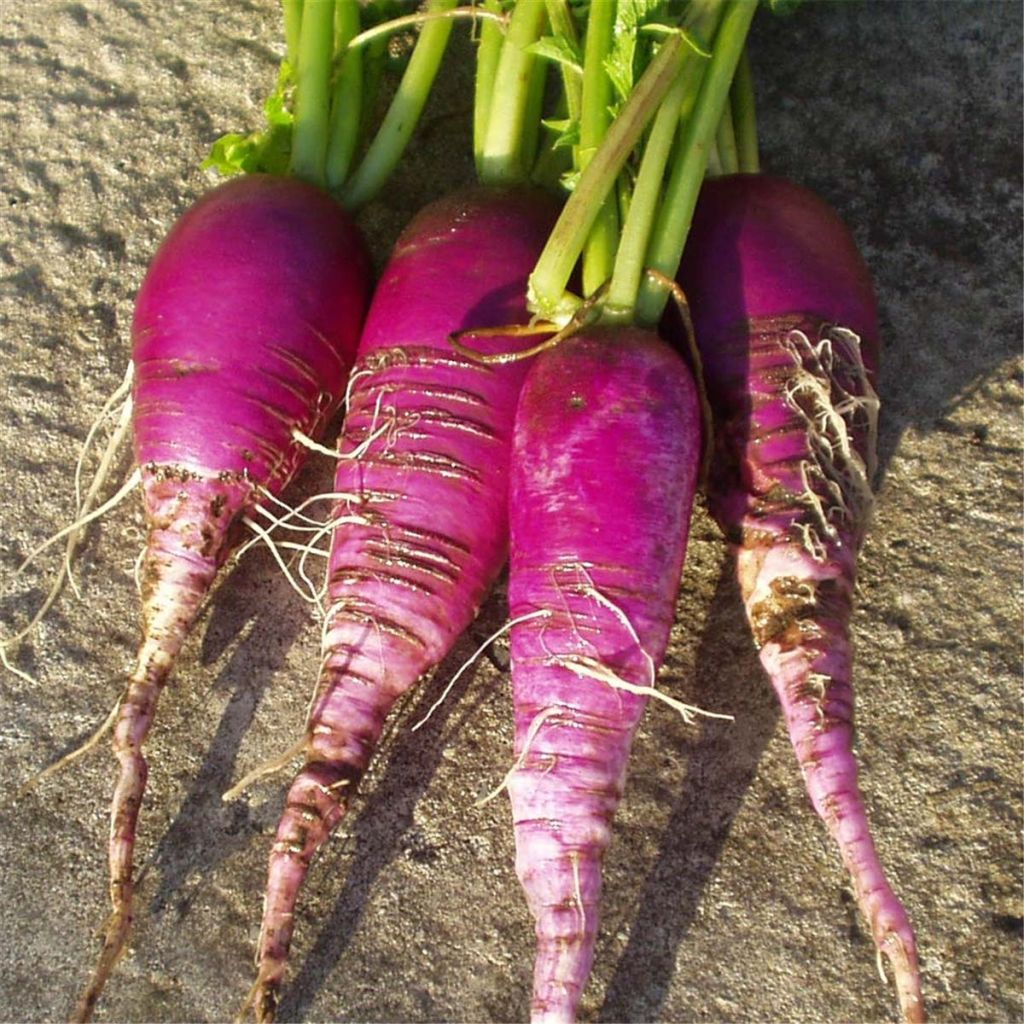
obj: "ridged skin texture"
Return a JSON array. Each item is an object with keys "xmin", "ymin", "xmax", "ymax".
[
  {"xmin": 677, "ymin": 174, "xmax": 922, "ymax": 1023},
  {"xmin": 132, "ymin": 173, "xmax": 368, "ymax": 489},
  {"xmin": 75, "ymin": 175, "xmax": 369, "ymax": 1022},
  {"xmin": 250, "ymin": 187, "xmax": 560, "ymax": 1022},
  {"xmin": 507, "ymin": 329, "xmax": 702, "ymax": 1023},
  {"xmin": 678, "ymin": 174, "xmax": 878, "ymax": 376}
]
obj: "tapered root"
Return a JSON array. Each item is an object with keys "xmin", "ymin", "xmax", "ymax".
[
  {"xmin": 520, "ymin": 845, "xmax": 602, "ymax": 1024},
  {"xmin": 75, "ymin": 468, "xmax": 252, "ymax": 1018},
  {"xmin": 886, "ymin": 931, "xmax": 925, "ymax": 1023},
  {"xmin": 714, "ymin": 316, "xmax": 921, "ymax": 1020},
  {"xmin": 739, "ymin": 542, "xmax": 923, "ymax": 1023},
  {"xmin": 71, "ymin": 903, "xmax": 133, "ymax": 1023},
  {"xmin": 507, "ymin": 698, "xmax": 639, "ymax": 1024},
  {"xmin": 247, "ymin": 761, "xmax": 361, "ymax": 1023}
]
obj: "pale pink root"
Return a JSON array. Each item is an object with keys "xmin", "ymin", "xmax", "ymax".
[
  {"xmin": 505, "ymin": 330, "xmax": 701, "ymax": 1023},
  {"xmin": 737, "ymin": 540, "xmax": 923, "ymax": 1023},
  {"xmin": 249, "ymin": 460, "xmax": 530, "ymax": 1019},
  {"xmin": 507, "ymin": 701, "xmax": 639, "ymax": 1024},
  {"xmin": 506, "ymin": 611, "xmax": 648, "ymax": 1024},
  {"xmin": 72, "ymin": 469, "xmax": 251, "ymax": 1023},
  {"xmin": 251, "ymin": 312, "xmax": 543, "ymax": 1021},
  {"xmin": 705, "ymin": 314, "xmax": 922, "ymax": 1021},
  {"xmin": 250, "ymin": 579, "xmax": 477, "ymax": 1022}
]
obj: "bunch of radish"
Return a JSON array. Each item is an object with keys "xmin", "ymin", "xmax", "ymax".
[
  {"xmin": 1, "ymin": 0, "xmax": 925, "ymax": 1021},
  {"xmin": 3, "ymin": 1, "xmax": 468, "ymax": 1019},
  {"xmin": 456, "ymin": 0, "xmax": 920, "ymax": 1019}
]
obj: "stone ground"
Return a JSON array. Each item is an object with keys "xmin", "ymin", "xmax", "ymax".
[{"xmin": 0, "ymin": 2, "xmax": 1020, "ymax": 1022}]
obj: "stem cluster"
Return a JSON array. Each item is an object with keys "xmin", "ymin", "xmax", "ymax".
[{"xmin": 526, "ymin": 0, "xmax": 760, "ymax": 327}]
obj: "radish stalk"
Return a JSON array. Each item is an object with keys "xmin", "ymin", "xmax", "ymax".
[
  {"xmin": 342, "ymin": 0, "xmax": 458, "ymax": 208},
  {"xmin": 52, "ymin": 3, "xmax": 470, "ymax": 1017},
  {"xmin": 324, "ymin": 0, "xmax": 362, "ymax": 190},
  {"xmin": 495, "ymin": 6, "xmax": 758, "ymax": 1019},
  {"xmin": 577, "ymin": 0, "xmax": 618, "ymax": 297},
  {"xmin": 290, "ymin": 0, "xmax": 335, "ymax": 185},
  {"xmin": 240, "ymin": 11, "xmax": 561, "ymax": 1020},
  {"xmin": 478, "ymin": 0, "xmax": 548, "ymax": 185},
  {"xmin": 634, "ymin": 0, "xmax": 757, "ymax": 323},
  {"xmin": 729, "ymin": 47, "xmax": 759, "ymax": 173}
]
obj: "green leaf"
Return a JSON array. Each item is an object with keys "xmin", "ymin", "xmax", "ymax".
[
  {"xmin": 527, "ymin": 33, "xmax": 584, "ymax": 75},
  {"xmin": 541, "ymin": 116, "xmax": 581, "ymax": 152},
  {"xmin": 542, "ymin": 116, "xmax": 574, "ymax": 134},
  {"xmin": 678, "ymin": 26, "xmax": 713, "ymax": 59},
  {"xmin": 560, "ymin": 167, "xmax": 582, "ymax": 192},
  {"xmin": 638, "ymin": 23, "xmax": 713, "ymax": 59},
  {"xmin": 201, "ymin": 61, "xmax": 294, "ymax": 177},
  {"xmin": 603, "ymin": 0, "xmax": 667, "ymax": 106},
  {"xmin": 201, "ymin": 133, "xmax": 252, "ymax": 176}
]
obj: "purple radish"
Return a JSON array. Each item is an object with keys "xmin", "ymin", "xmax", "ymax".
[
  {"xmin": 675, "ymin": 172, "xmax": 922, "ymax": 1022},
  {"xmin": 506, "ymin": 328, "xmax": 703, "ymax": 1023},
  {"xmin": 74, "ymin": 173, "xmax": 369, "ymax": 1022},
  {"xmin": 246, "ymin": 186, "xmax": 560, "ymax": 1022}
]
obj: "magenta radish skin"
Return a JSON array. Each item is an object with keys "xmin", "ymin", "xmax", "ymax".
[
  {"xmin": 250, "ymin": 187, "xmax": 559, "ymax": 1022},
  {"xmin": 132, "ymin": 174, "xmax": 367, "ymax": 489},
  {"xmin": 506, "ymin": 329, "xmax": 702, "ymax": 1023},
  {"xmin": 76, "ymin": 174, "xmax": 369, "ymax": 1022},
  {"xmin": 677, "ymin": 173, "xmax": 922, "ymax": 1022}
]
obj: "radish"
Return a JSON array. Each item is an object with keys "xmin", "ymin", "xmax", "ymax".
[
  {"xmin": 245, "ymin": 184, "xmax": 558, "ymax": 1021},
  {"xmin": 493, "ymin": 4, "xmax": 753, "ymax": 1019},
  {"xmin": 76, "ymin": 171, "xmax": 370, "ymax": 1017},
  {"xmin": 507, "ymin": 329, "xmax": 703, "ymax": 1022},
  {"xmin": 55, "ymin": 2, "xmax": 464, "ymax": 1017},
  {"xmin": 71, "ymin": 173, "xmax": 369, "ymax": 1024},
  {"xmin": 238, "ymin": 5, "xmax": 560, "ymax": 1018},
  {"xmin": 675, "ymin": 170, "xmax": 922, "ymax": 1022}
]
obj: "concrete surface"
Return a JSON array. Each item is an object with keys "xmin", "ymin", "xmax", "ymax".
[{"xmin": 0, "ymin": 2, "xmax": 1020, "ymax": 1022}]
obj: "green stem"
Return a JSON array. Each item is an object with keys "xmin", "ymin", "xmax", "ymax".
[
  {"xmin": 478, "ymin": 0, "xmax": 547, "ymax": 186},
  {"xmin": 600, "ymin": 0, "xmax": 724, "ymax": 319},
  {"xmin": 527, "ymin": 32, "xmax": 687, "ymax": 321},
  {"xmin": 530, "ymin": 92, "xmax": 572, "ymax": 190},
  {"xmin": 343, "ymin": 0, "xmax": 457, "ymax": 208},
  {"xmin": 715, "ymin": 99, "xmax": 739, "ymax": 175},
  {"xmin": 289, "ymin": 0, "xmax": 335, "ymax": 187},
  {"xmin": 519, "ymin": 47, "xmax": 549, "ymax": 180},
  {"xmin": 578, "ymin": 0, "xmax": 618, "ymax": 297},
  {"xmin": 282, "ymin": 0, "xmax": 303, "ymax": 68},
  {"xmin": 544, "ymin": 0, "xmax": 583, "ymax": 124},
  {"xmin": 473, "ymin": 0, "xmax": 504, "ymax": 174},
  {"xmin": 358, "ymin": 33, "xmax": 388, "ymax": 147},
  {"xmin": 731, "ymin": 46, "xmax": 760, "ymax": 172},
  {"xmin": 635, "ymin": 0, "xmax": 757, "ymax": 325},
  {"xmin": 347, "ymin": 6, "xmax": 507, "ymax": 52},
  {"xmin": 325, "ymin": 0, "xmax": 362, "ymax": 191},
  {"xmin": 706, "ymin": 136, "xmax": 724, "ymax": 176},
  {"xmin": 603, "ymin": 65, "xmax": 689, "ymax": 323}
]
